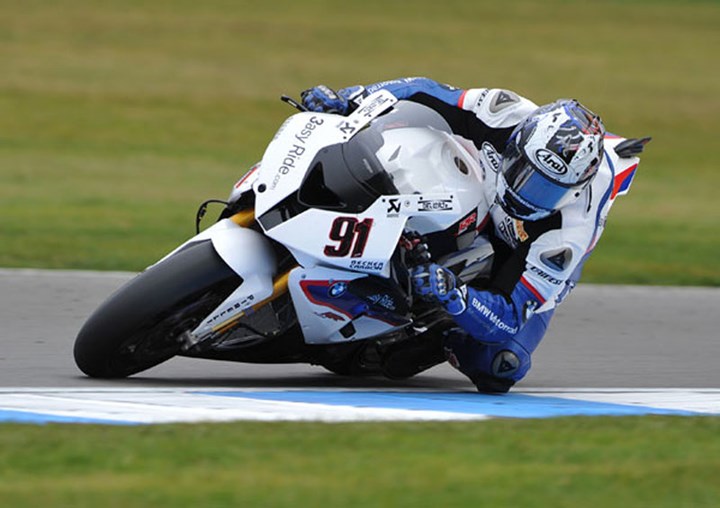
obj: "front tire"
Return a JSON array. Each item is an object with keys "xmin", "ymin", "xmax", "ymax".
[{"xmin": 73, "ymin": 241, "xmax": 242, "ymax": 378}]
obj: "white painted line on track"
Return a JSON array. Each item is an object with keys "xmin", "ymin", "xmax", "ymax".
[
  {"xmin": 520, "ymin": 388, "xmax": 720, "ymax": 414},
  {"xmin": 0, "ymin": 388, "xmax": 718, "ymax": 424},
  {"xmin": 0, "ymin": 389, "xmax": 486, "ymax": 424}
]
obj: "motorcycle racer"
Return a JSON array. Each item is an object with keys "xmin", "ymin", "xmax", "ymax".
[{"xmin": 301, "ymin": 77, "xmax": 649, "ymax": 393}]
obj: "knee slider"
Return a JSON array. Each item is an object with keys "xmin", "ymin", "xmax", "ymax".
[
  {"xmin": 491, "ymin": 346, "xmax": 531, "ymax": 381},
  {"xmin": 472, "ymin": 349, "xmax": 528, "ymax": 394},
  {"xmin": 491, "ymin": 350, "xmax": 520, "ymax": 378}
]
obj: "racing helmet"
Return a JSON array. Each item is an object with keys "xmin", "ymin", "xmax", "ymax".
[{"xmin": 497, "ymin": 99, "xmax": 605, "ymax": 221}]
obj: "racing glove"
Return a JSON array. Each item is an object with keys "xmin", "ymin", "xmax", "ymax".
[
  {"xmin": 300, "ymin": 85, "xmax": 365, "ymax": 115},
  {"xmin": 400, "ymin": 231, "xmax": 431, "ymax": 267},
  {"xmin": 411, "ymin": 263, "xmax": 467, "ymax": 316}
]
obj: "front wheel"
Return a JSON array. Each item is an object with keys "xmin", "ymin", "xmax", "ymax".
[{"xmin": 73, "ymin": 241, "xmax": 242, "ymax": 378}]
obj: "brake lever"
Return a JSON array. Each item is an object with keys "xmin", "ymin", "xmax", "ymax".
[{"xmin": 280, "ymin": 95, "xmax": 308, "ymax": 112}]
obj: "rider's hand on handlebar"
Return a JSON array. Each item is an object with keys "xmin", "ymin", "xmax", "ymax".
[
  {"xmin": 300, "ymin": 85, "xmax": 351, "ymax": 114},
  {"xmin": 411, "ymin": 263, "xmax": 467, "ymax": 316}
]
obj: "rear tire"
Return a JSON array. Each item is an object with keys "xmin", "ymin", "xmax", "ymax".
[{"xmin": 73, "ymin": 241, "xmax": 242, "ymax": 378}]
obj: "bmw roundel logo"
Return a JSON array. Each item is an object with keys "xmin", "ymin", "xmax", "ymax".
[{"xmin": 328, "ymin": 281, "xmax": 348, "ymax": 298}]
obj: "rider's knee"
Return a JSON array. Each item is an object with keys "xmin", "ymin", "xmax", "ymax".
[{"xmin": 443, "ymin": 329, "xmax": 532, "ymax": 393}]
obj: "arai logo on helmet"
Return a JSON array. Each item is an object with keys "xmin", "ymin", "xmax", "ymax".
[{"xmin": 534, "ymin": 149, "xmax": 568, "ymax": 175}]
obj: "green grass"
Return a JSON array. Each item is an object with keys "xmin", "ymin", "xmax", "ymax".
[
  {"xmin": 1, "ymin": 4, "xmax": 718, "ymax": 504},
  {"xmin": 1, "ymin": 0, "xmax": 719, "ymax": 283},
  {"xmin": 0, "ymin": 416, "xmax": 718, "ymax": 507}
]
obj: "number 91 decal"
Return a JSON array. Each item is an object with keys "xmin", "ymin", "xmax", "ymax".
[{"xmin": 323, "ymin": 217, "xmax": 373, "ymax": 258}]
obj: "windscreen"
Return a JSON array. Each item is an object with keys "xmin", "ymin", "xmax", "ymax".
[{"xmin": 297, "ymin": 101, "xmax": 454, "ymax": 213}]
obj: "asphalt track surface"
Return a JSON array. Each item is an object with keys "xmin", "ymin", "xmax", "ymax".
[{"xmin": 2, "ymin": 268, "xmax": 719, "ymax": 391}]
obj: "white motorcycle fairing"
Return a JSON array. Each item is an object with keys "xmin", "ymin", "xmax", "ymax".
[
  {"xmin": 288, "ymin": 266, "xmax": 412, "ymax": 344},
  {"xmin": 144, "ymin": 93, "xmax": 402, "ymax": 347},
  {"xmin": 253, "ymin": 90, "xmax": 401, "ymax": 218},
  {"xmin": 250, "ymin": 92, "xmax": 490, "ymax": 344},
  {"xmin": 150, "ymin": 218, "xmax": 276, "ymax": 345},
  {"xmin": 178, "ymin": 91, "xmax": 491, "ymax": 348}
]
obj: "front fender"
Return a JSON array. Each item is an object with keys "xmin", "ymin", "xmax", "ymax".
[
  {"xmin": 155, "ymin": 219, "xmax": 278, "ymax": 341},
  {"xmin": 159, "ymin": 219, "xmax": 276, "ymax": 299}
]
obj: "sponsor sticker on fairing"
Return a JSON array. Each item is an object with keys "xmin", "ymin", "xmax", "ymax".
[
  {"xmin": 294, "ymin": 116, "xmax": 324, "ymax": 145},
  {"xmin": 367, "ymin": 293, "xmax": 397, "ymax": 311},
  {"xmin": 385, "ymin": 197, "xmax": 403, "ymax": 216},
  {"xmin": 418, "ymin": 198, "xmax": 453, "ymax": 212},
  {"xmin": 314, "ymin": 311, "xmax": 346, "ymax": 322},
  {"xmin": 349, "ymin": 260, "xmax": 385, "ymax": 272},
  {"xmin": 350, "ymin": 90, "xmax": 398, "ymax": 123},
  {"xmin": 270, "ymin": 116, "xmax": 325, "ymax": 189},
  {"xmin": 456, "ymin": 211, "xmax": 478, "ymax": 236},
  {"xmin": 336, "ymin": 120, "xmax": 357, "ymax": 137},
  {"xmin": 328, "ymin": 281, "xmax": 348, "ymax": 298}
]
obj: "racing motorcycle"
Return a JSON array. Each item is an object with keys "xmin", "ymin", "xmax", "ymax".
[
  {"xmin": 73, "ymin": 90, "xmax": 497, "ymax": 378},
  {"xmin": 73, "ymin": 90, "xmax": 650, "ymax": 380}
]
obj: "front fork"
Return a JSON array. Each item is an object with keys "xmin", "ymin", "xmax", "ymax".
[{"xmin": 179, "ymin": 207, "xmax": 297, "ymax": 351}]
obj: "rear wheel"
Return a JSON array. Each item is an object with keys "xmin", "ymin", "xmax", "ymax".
[{"xmin": 73, "ymin": 241, "xmax": 242, "ymax": 378}]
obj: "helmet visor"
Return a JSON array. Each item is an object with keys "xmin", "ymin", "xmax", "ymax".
[{"xmin": 499, "ymin": 147, "xmax": 585, "ymax": 220}]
